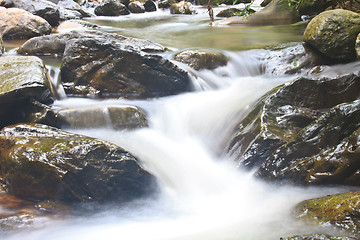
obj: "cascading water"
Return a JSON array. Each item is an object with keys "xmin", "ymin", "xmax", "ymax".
[
  {"xmin": 3, "ymin": 3, "xmax": 360, "ymax": 239},
  {"xmin": 4, "ymin": 50, "xmax": 356, "ymax": 240}
]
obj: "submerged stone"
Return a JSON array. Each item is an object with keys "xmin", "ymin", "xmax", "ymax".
[
  {"xmin": 57, "ymin": 105, "xmax": 148, "ymax": 130},
  {"xmin": 60, "ymin": 38, "xmax": 192, "ymax": 99},
  {"xmin": 0, "ymin": 123, "xmax": 157, "ymax": 203}
]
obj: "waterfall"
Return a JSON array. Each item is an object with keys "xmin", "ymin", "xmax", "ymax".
[{"xmin": 8, "ymin": 62, "xmax": 345, "ymax": 240}]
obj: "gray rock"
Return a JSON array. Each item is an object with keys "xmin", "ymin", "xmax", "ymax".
[
  {"xmin": 144, "ymin": 0, "xmax": 156, "ymax": 11},
  {"xmin": 94, "ymin": 0, "xmax": 130, "ymax": 16},
  {"xmin": 60, "ymin": 38, "xmax": 192, "ymax": 99},
  {"xmin": 17, "ymin": 30, "xmax": 165, "ymax": 55}
]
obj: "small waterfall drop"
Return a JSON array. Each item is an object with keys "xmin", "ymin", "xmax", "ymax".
[
  {"xmin": 16, "ymin": 71, "xmax": 345, "ymax": 240},
  {"xmin": 47, "ymin": 65, "xmax": 67, "ymax": 100}
]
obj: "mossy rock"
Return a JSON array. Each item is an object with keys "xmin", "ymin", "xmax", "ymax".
[
  {"xmin": 285, "ymin": 234, "xmax": 356, "ymax": 240},
  {"xmin": 216, "ymin": 7, "xmax": 255, "ymax": 18},
  {"xmin": 294, "ymin": 191, "xmax": 360, "ymax": 235},
  {"xmin": 356, "ymin": 33, "xmax": 360, "ymax": 60},
  {"xmin": 303, "ymin": 9, "xmax": 360, "ymax": 61},
  {"xmin": 0, "ymin": 123, "xmax": 157, "ymax": 203},
  {"xmin": 173, "ymin": 49, "xmax": 228, "ymax": 70},
  {"xmin": 0, "ymin": 56, "xmax": 53, "ymax": 129}
]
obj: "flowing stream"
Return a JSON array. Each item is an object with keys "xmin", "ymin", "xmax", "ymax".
[{"xmin": 3, "ymin": 3, "xmax": 360, "ymax": 240}]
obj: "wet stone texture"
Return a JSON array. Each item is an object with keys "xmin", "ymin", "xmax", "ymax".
[
  {"xmin": 228, "ymin": 72, "xmax": 360, "ymax": 186},
  {"xmin": 294, "ymin": 191, "xmax": 360, "ymax": 236},
  {"xmin": 0, "ymin": 123, "xmax": 157, "ymax": 203},
  {"xmin": 0, "ymin": 56, "xmax": 53, "ymax": 129},
  {"xmin": 60, "ymin": 38, "xmax": 192, "ymax": 99}
]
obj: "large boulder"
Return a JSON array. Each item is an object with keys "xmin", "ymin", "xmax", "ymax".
[
  {"xmin": 0, "ymin": 123, "xmax": 157, "ymax": 203},
  {"xmin": 257, "ymin": 100, "xmax": 360, "ymax": 185},
  {"xmin": 11, "ymin": 0, "xmax": 61, "ymax": 27},
  {"xmin": 17, "ymin": 30, "xmax": 165, "ymax": 55},
  {"xmin": 228, "ymin": 73, "xmax": 360, "ymax": 174},
  {"xmin": 303, "ymin": 9, "xmax": 360, "ymax": 62},
  {"xmin": 94, "ymin": 0, "xmax": 130, "ymax": 16},
  {"xmin": 60, "ymin": 38, "xmax": 192, "ymax": 99},
  {"xmin": 294, "ymin": 191, "xmax": 360, "ymax": 235},
  {"xmin": 170, "ymin": 1, "xmax": 196, "ymax": 14},
  {"xmin": 173, "ymin": 49, "xmax": 228, "ymax": 70},
  {"xmin": 0, "ymin": 7, "xmax": 51, "ymax": 39},
  {"xmin": 0, "ymin": 56, "xmax": 53, "ymax": 129}
]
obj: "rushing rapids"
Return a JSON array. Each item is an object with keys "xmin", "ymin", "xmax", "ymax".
[{"xmin": 1, "ymin": 3, "xmax": 360, "ymax": 240}]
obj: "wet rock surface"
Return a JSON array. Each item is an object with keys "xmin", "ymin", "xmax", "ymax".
[
  {"xmin": 170, "ymin": 1, "xmax": 196, "ymax": 14},
  {"xmin": 216, "ymin": 7, "xmax": 255, "ymax": 18},
  {"xmin": 294, "ymin": 191, "xmax": 360, "ymax": 235},
  {"xmin": 94, "ymin": 0, "xmax": 130, "ymax": 16},
  {"xmin": 57, "ymin": 105, "xmax": 148, "ymax": 130},
  {"xmin": 285, "ymin": 234, "xmax": 356, "ymax": 240},
  {"xmin": 0, "ymin": 123, "xmax": 157, "ymax": 203},
  {"xmin": 17, "ymin": 30, "xmax": 165, "ymax": 55},
  {"xmin": 228, "ymin": 72, "xmax": 360, "ymax": 179},
  {"xmin": 0, "ymin": 56, "xmax": 53, "ymax": 129},
  {"xmin": 173, "ymin": 49, "xmax": 228, "ymax": 70},
  {"xmin": 303, "ymin": 9, "xmax": 360, "ymax": 62},
  {"xmin": 0, "ymin": 7, "xmax": 52, "ymax": 39},
  {"xmin": 60, "ymin": 38, "xmax": 192, "ymax": 98}
]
